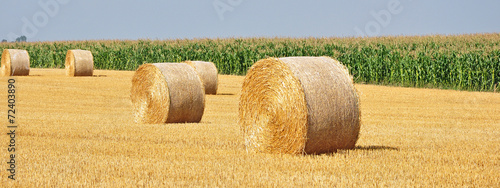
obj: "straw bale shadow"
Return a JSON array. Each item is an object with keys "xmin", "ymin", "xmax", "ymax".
[
  {"xmin": 216, "ymin": 93, "xmax": 235, "ymax": 96},
  {"xmin": 353, "ymin": 145, "xmax": 399, "ymax": 151}
]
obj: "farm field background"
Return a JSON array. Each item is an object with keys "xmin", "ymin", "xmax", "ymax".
[
  {"xmin": 1, "ymin": 68, "xmax": 499, "ymax": 187},
  {"xmin": 1, "ymin": 33, "xmax": 499, "ymax": 92}
]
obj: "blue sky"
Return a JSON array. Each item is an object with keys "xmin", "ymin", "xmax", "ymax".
[{"xmin": 1, "ymin": 0, "xmax": 499, "ymax": 42}]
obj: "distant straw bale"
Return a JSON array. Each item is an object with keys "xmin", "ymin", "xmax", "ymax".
[
  {"xmin": 65, "ymin": 49, "xmax": 94, "ymax": 76},
  {"xmin": 131, "ymin": 63, "xmax": 205, "ymax": 124},
  {"xmin": 185, "ymin": 61, "xmax": 218, "ymax": 95},
  {"xmin": 1, "ymin": 49, "xmax": 30, "ymax": 76}
]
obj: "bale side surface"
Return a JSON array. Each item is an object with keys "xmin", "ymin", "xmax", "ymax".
[
  {"xmin": 239, "ymin": 57, "xmax": 360, "ymax": 154},
  {"xmin": 281, "ymin": 57, "xmax": 361, "ymax": 154},
  {"xmin": 185, "ymin": 61, "xmax": 218, "ymax": 95},
  {"xmin": 1, "ymin": 49, "xmax": 30, "ymax": 76},
  {"xmin": 65, "ymin": 50, "xmax": 94, "ymax": 76},
  {"xmin": 131, "ymin": 63, "xmax": 205, "ymax": 123}
]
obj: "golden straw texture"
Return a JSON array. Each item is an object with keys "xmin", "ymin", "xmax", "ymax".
[
  {"xmin": 131, "ymin": 63, "xmax": 205, "ymax": 124},
  {"xmin": 239, "ymin": 57, "xmax": 361, "ymax": 154},
  {"xmin": 185, "ymin": 61, "xmax": 218, "ymax": 95},
  {"xmin": 65, "ymin": 49, "xmax": 94, "ymax": 76},
  {"xmin": 1, "ymin": 49, "xmax": 30, "ymax": 76}
]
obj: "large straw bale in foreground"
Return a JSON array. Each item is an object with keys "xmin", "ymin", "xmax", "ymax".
[
  {"xmin": 65, "ymin": 49, "xmax": 94, "ymax": 76},
  {"xmin": 131, "ymin": 63, "xmax": 205, "ymax": 124},
  {"xmin": 1, "ymin": 49, "xmax": 30, "ymax": 76},
  {"xmin": 239, "ymin": 57, "xmax": 361, "ymax": 154},
  {"xmin": 185, "ymin": 61, "xmax": 218, "ymax": 95}
]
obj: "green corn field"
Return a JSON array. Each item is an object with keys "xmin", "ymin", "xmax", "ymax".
[{"xmin": 1, "ymin": 33, "xmax": 499, "ymax": 92}]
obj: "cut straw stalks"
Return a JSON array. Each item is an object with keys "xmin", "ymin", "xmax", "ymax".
[
  {"xmin": 239, "ymin": 56, "xmax": 361, "ymax": 154},
  {"xmin": 1, "ymin": 49, "xmax": 30, "ymax": 76},
  {"xmin": 185, "ymin": 61, "xmax": 218, "ymax": 95},
  {"xmin": 131, "ymin": 63, "xmax": 205, "ymax": 124},
  {"xmin": 65, "ymin": 49, "xmax": 94, "ymax": 76}
]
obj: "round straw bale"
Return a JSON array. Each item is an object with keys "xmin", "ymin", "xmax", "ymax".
[
  {"xmin": 185, "ymin": 61, "xmax": 218, "ymax": 95},
  {"xmin": 239, "ymin": 56, "xmax": 361, "ymax": 154},
  {"xmin": 131, "ymin": 63, "xmax": 205, "ymax": 124},
  {"xmin": 1, "ymin": 49, "xmax": 30, "ymax": 76},
  {"xmin": 65, "ymin": 49, "xmax": 94, "ymax": 76}
]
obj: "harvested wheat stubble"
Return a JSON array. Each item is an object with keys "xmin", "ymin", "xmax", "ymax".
[
  {"xmin": 65, "ymin": 49, "xmax": 94, "ymax": 76},
  {"xmin": 131, "ymin": 63, "xmax": 205, "ymax": 124},
  {"xmin": 1, "ymin": 49, "xmax": 30, "ymax": 76},
  {"xmin": 239, "ymin": 56, "xmax": 361, "ymax": 154},
  {"xmin": 185, "ymin": 61, "xmax": 218, "ymax": 95}
]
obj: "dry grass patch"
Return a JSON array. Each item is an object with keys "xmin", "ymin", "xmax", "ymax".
[{"xmin": 0, "ymin": 68, "xmax": 498, "ymax": 187}]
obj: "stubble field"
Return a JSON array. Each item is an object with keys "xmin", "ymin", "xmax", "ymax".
[{"xmin": 1, "ymin": 68, "xmax": 499, "ymax": 187}]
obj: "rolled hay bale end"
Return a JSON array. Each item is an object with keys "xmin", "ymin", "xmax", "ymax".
[
  {"xmin": 239, "ymin": 57, "xmax": 361, "ymax": 154},
  {"xmin": 185, "ymin": 61, "xmax": 218, "ymax": 95},
  {"xmin": 131, "ymin": 63, "xmax": 205, "ymax": 124},
  {"xmin": 1, "ymin": 49, "xmax": 30, "ymax": 76},
  {"xmin": 65, "ymin": 49, "xmax": 94, "ymax": 76}
]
